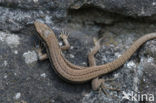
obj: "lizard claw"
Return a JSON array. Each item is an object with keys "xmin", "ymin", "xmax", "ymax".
[
  {"xmin": 101, "ymin": 82, "xmax": 120, "ymax": 92},
  {"xmin": 92, "ymin": 77, "xmax": 120, "ymax": 96},
  {"xmin": 35, "ymin": 47, "xmax": 48, "ymax": 61},
  {"xmin": 93, "ymin": 37, "xmax": 104, "ymax": 47},
  {"xmin": 60, "ymin": 30, "xmax": 70, "ymax": 40}
]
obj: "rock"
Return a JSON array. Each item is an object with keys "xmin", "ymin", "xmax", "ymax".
[
  {"xmin": 139, "ymin": 63, "xmax": 156, "ymax": 103},
  {"xmin": 0, "ymin": 0, "xmax": 156, "ymax": 103},
  {"xmin": 1, "ymin": 0, "xmax": 156, "ymax": 17}
]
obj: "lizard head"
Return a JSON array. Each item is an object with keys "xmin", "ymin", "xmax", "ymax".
[{"xmin": 34, "ymin": 21, "xmax": 55, "ymax": 40}]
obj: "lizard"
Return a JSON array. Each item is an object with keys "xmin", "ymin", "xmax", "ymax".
[{"xmin": 34, "ymin": 21, "xmax": 156, "ymax": 91}]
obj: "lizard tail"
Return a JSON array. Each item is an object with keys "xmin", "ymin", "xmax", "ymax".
[{"xmin": 107, "ymin": 33, "xmax": 156, "ymax": 72}]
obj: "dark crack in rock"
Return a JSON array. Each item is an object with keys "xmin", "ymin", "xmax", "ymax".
[{"xmin": 1, "ymin": 0, "xmax": 156, "ymax": 17}]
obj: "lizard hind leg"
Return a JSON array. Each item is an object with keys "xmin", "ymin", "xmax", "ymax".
[
  {"xmin": 89, "ymin": 37, "xmax": 120, "ymax": 95},
  {"xmin": 88, "ymin": 37, "xmax": 102, "ymax": 66},
  {"xmin": 88, "ymin": 37, "xmax": 104, "ymax": 90},
  {"xmin": 92, "ymin": 77, "xmax": 120, "ymax": 96}
]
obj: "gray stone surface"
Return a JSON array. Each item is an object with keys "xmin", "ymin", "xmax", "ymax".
[
  {"xmin": 1, "ymin": 0, "xmax": 156, "ymax": 17},
  {"xmin": 0, "ymin": 0, "xmax": 156, "ymax": 103}
]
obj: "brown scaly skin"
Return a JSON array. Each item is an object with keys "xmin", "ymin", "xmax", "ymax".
[{"xmin": 34, "ymin": 21, "xmax": 156, "ymax": 90}]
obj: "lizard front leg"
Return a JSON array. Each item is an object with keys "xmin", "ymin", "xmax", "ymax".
[
  {"xmin": 37, "ymin": 47, "xmax": 48, "ymax": 61},
  {"xmin": 59, "ymin": 31, "xmax": 70, "ymax": 50},
  {"xmin": 37, "ymin": 31, "xmax": 71, "ymax": 61}
]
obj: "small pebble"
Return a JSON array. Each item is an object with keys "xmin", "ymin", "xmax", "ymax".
[
  {"xmin": 59, "ymin": 42, "xmax": 63, "ymax": 46},
  {"xmin": 14, "ymin": 92, "xmax": 21, "ymax": 100},
  {"xmin": 4, "ymin": 75, "xmax": 7, "ymax": 79},
  {"xmin": 3, "ymin": 61, "xmax": 8, "ymax": 66},
  {"xmin": 40, "ymin": 73, "xmax": 47, "ymax": 78},
  {"xmin": 33, "ymin": 0, "xmax": 38, "ymax": 3},
  {"xmin": 127, "ymin": 61, "xmax": 136, "ymax": 69},
  {"xmin": 70, "ymin": 46, "xmax": 74, "ymax": 49},
  {"xmin": 152, "ymin": 2, "xmax": 156, "ymax": 6},
  {"xmin": 14, "ymin": 50, "xmax": 18, "ymax": 54},
  {"xmin": 70, "ymin": 54, "xmax": 75, "ymax": 58},
  {"xmin": 147, "ymin": 57, "xmax": 154, "ymax": 62}
]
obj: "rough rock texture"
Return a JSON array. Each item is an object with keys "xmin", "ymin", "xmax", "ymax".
[
  {"xmin": 0, "ymin": 0, "xmax": 156, "ymax": 103},
  {"xmin": 1, "ymin": 0, "xmax": 156, "ymax": 17}
]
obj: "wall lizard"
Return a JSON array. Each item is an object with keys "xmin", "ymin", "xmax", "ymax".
[{"xmin": 34, "ymin": 21, "xmax": 156, "ymax": 90}]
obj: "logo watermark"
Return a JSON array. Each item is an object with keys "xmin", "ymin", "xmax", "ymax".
[{"xmin": 122, "ymin": 91, "xmax": 154, "ymax": 102}]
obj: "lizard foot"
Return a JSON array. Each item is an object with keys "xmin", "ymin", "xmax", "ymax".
[
  {"xmin": 92, "ymin": 77, "xmax": 120, "ymax": 96},
  {"xmin": 36, "ymin": 47, "xmax": 48, "ymax": 61},
  {"xmin": 59, "ymin": 31, "xmax": 71, "ymax": 50},
  {"xmin": 93, "ymin": 37, "xmax": 103, "ymax": 47},
  {"xmin": 60, "ymin": 31, "xmax": 69, "ymax": 40}
]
